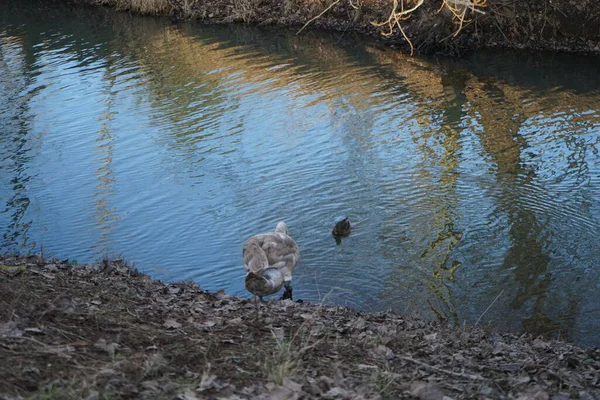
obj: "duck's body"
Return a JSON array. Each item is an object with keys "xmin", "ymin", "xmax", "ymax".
[
  {"xmin": 332, "ymin": 217, "xmax": 351, "ymax": 237},
  {"xmin": 243, "ymin": 222, "xmax": 299, "ymax": 301}
]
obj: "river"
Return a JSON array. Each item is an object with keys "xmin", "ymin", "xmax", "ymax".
[{"xmin": 1, "ymin": 0, "xmax": 599, "ymax": 346}]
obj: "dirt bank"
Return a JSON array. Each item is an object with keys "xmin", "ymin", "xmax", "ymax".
[
  {"xmin": 0, "ymin": 256, "xmax": 598, "ymax": 399},
  {"xmin": 70, "ymin": 0, "xmax": 600, "ymax": 55}
]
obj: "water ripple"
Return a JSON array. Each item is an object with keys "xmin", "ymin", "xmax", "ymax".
[{"xmin": 2, "ymin": 3, "xmax": 600, "ymax": 346}]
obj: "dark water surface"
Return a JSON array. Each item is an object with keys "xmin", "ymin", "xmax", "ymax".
[{"xmin": 1, "ymin": 1, "xmax": 599, "ymax": 346}]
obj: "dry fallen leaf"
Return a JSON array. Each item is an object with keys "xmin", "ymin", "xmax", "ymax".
[
  {"xmin": 178, "ymin": 390, "xmax": 199, "ymax": 400},
  {"xmin": 94, "ymin": 338, "xmax": 118, "ymax": 358},
  {"xmin": 41, "ymin": 272, "xmax": 56, "ymax": 280},
  {"xmin": 141, "ymin": 380, "xmax": 160, "ymax": 392},
  {"xmin": 197, "ymin": 371, "xmax": 219, "ymax": 392},
  {"xmin": 532, "ymin": 338, "xmax": 550, "ymax": 350},
  {"xmin": 515, "ymin": 390, "xmax": 549, "ymax": 400},
  {"xmin": 410, "ymin": 381, "xmax": 445, "ymax": 400},
  {"xmin": 370, "ymin": 345, "xmax": 395, "ymax": 361},
  {"xmin": 99, "ymin": 368, "xmax": 117, "ymax": 376},
  {"xmin": 201, "ymin": 321, "xmax": 217, "ymax": 329},
  {"xmin": 357, "ymin": 364, "xmax": 378, "ymax": 371},
  {"xmin": 0, "ymin": 321, "xmax": 23, "ymax": 338},
  {"xmin": 24, "ymin": 327, "xmax": 45, "ymax": 334},
  {"xmin": 271, "ymin": 327, "xmax": 285, "ymax": 342},
  {"xmin": 164, "ymin": 319, "xmax": 182, "ymax": 329},
  {"xmin": 46, "ymin": 345, "xmax": 76, "ymax": 354},
  {"xmin": 351, "ymin": 317, "xmax": 366, "ymax": 330},
  {"xmin": 282, "ymin": 377, "xmax": 303, "ymax": 392},
  {"xmin": 323, "ymin": 387, "xmax": 349, "ymax": 399},
  {"xmin": 516, "ymin": 375, "xmax": 531, "ymax": 384}
]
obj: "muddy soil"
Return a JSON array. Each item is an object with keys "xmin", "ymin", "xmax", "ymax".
[
  {"xmin": 75, "ymin": 0, "xmax": 600, "ymax": 55},
  {"xmin": 0, "ymin": 256, "xmax": 598, "ymax": 399}
]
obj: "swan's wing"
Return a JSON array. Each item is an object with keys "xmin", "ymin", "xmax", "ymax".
[
  {"xmin": 261, "ymin": 234, "xmax": 298, "ymax": 254},
  {"xmin": 243, "ymin": 241, "xmax": 269, "ymax": 273},
  {"xmin": 265, "ymin": 261, "xmax": 286, "ymax": 270},
  {"xmin": 261, "ymin": 235, "xmax": 300, "ymax": 274},
  {"xmin": 244, "ymin": 231, "xmax": 299, "ymax": 273},
  {"xmin": 244, "ymin": 256, "xmax": 267, "ymax": 273}
]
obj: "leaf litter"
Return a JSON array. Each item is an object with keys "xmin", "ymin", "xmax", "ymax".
[{"xmin": 0, "ymin": 256, "xmax": 598, "ymax": 399}]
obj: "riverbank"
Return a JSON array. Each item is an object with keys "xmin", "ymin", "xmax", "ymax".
[
  {"xmin": 70, "ymin": 0, "xmax": 600, "ymax": 55},
  {"xmin": 0, "ymin": 256, "xmax": 598, "ymax": 399}
]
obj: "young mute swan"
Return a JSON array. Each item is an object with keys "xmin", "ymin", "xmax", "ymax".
[{"xmin": 243, "ymin": 222, "xmax": 300, "ymax": 303}]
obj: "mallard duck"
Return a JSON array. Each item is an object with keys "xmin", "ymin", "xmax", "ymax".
[
  {"xmin": 243, "ymin": 222, "xmax": 300, "ymax": 303},
  {"xmin": 332, "ymin": 217, "xmax": 351, "ymax": 237}
]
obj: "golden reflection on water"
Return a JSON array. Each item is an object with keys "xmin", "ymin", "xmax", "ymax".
[
  {"xmin": 115, "ymin": 21, "xmax": 598, "ymax": 339},
  {"xmin": 1, "ymin": 5, "xmax": 600, "ymax": 344},
  {"xmin": 93, "ymin": 64, "xmax": 120, "ymax": 255}
]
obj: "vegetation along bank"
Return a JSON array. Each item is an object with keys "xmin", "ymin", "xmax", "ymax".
[{"xmin": 71, "ymin": 0, "xmax": 600, "ymax": 55}]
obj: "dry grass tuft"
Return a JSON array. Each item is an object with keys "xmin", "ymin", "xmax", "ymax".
[
  {"xmin": 265, "ymin": 336, "xmax": 297, "ymax": 384},
  {"xmin": 233, "ymin": 0, "xmax": 256, "ymax": 23},
  {"xmin": 114, "ymin": 0, "xmax": 172, "ymax": 14}
]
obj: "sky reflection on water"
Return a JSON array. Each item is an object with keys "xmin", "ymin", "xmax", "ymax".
[{"xmin": 1, "ymin": 1, "xmax": 599, "ymax": 346}]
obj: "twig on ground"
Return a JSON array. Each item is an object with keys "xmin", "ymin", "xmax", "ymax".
[
  {"xmin": 50, "ymin": 326, "xmax": 88, "ymax": 342},
  {"xmin": 18, "ymin": 336, "xmax": 50, "ymax": 348},
  {"xmin": 475, "ymin": 289, "xmax": 504, "ymax": 326},
  {"xmin": 398, "ymin": 355, "xmax": 486, "ymax": 380}
]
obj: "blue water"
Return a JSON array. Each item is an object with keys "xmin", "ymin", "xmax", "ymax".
[{"xmin": 1, "ymin": 1, "xmax": 599, "ymax": 346}]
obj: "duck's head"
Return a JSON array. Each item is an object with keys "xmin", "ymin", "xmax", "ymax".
[
  {"xmin": 275, "ymin": 221, "xmax": 288, "ymax": 235},
  {"xmin": 332, "ymin": 217, "xmax": 351, "ymax": 237}
]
